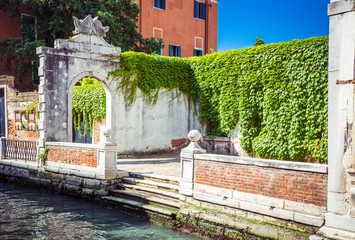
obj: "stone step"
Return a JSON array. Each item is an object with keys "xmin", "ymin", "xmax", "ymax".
[
  {"xmin": 128, "ymin": 172, "xmax": 180, "ymax": 186},
  {"xmin": 122, "ymin": 177, "xmax": 180, "ymax": 193},
  {"xmin": 110, "ymin": 189, "xmax": 180, "ymax": 209},
  {"xmin": 120, "ymin": 183, "xmax": 180, "ymax": 200},
  {"xmin": 101, "ymin": 196, "xmax": 178, "ymax": 219}
]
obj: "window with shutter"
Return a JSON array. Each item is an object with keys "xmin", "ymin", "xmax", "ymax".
[
  {"xmin": 154, "ymin": 0, "xmax": 165, "ymax": 10},
  {"xmin": 169, "ymin": 44, "xmax": 181, "ymax": 57},
  {"xmin": 194, "ymin": 1, "xmax": 206, "ymax": 20},
  {"xmin": 194, "ymin": 49, "xmax": 203, "ymax": 56}
]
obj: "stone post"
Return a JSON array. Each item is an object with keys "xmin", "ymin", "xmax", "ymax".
[
  {"xmin": 319, "ymin": 0, "xmax": 355, "ymax": 238},
  {"xmin": 180, "ymin": 130, "xmax": 206, "ymax": 196},
  {"xmin": 96, "ymin": 128, "xmax": 117, "ymax": 180}
]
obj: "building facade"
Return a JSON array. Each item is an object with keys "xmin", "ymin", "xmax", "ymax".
[{"xmin": 137, "ymin": 0, "xmax": 219, "ymax": 57}]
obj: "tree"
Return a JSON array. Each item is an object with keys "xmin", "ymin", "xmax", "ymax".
[
  {"xmin": 254, "ymin": 36, "xmax": 265, "ymax": 46},
  {"xmin": 0, "ymin": 0, "xmax": 163, "ymax": 90}
]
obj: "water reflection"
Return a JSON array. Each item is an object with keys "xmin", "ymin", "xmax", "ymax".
[{"xmin": 0, "ymin": 182, "xmax": 200, "ymax": 240}]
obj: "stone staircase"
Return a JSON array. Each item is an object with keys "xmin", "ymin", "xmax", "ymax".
[{"xmin": 101, "ymin": 172, "xmax": 181, "ymax": 219}]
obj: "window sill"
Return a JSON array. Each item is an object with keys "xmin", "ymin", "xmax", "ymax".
[{"xmin": 153, "ymin": 7, "xmax": 165, "ymax": 11}]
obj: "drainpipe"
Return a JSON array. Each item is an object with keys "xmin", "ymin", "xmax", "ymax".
[
  {"xmin": 139, "ymin": 0, "xmax": 142, "ymax": 34},
  {"xmin": 204, "ymin": 0, "xmax": 209, "ymax": 54}
]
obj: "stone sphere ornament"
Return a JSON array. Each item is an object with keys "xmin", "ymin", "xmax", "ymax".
[
  {"xmin": 188, "ymin": 130, "xmax": 201, "ymax": 142},
  {"xmin": 103, "ymin": 128, "xmax": 114, "ymax": 144}
]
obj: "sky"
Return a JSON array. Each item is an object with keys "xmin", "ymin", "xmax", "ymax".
[{"xmin": 217, "ymin": 0, "xmax": 330, "ymax": 52}]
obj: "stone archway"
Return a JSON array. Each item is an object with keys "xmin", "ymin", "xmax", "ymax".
[
  {"xmin": 36, "ymin": 15, "xmax": 120, "ymax": 146},
  {"xmin": 67, "ymin": 72, "xmax": 113, "ymax": 143}
]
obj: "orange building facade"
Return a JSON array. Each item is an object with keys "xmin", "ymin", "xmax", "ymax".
[
  {"xmin": 0, "ymin": 0, "xmax": 219, "ymax": 85},
  {"xmin": 136, "ymin": 0, "xmax": 219, "ymax": 57}
]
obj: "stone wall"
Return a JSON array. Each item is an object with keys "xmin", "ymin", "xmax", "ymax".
[
  {"xmin": 195, "ymin": 157, "xmax": 327, "ymax": 207},
  {"xmin": 0, "ymin": 159, "xmax": 113, "ymax": 197},
  {"xmin": 47, "ymin": 144, "xmax": 97, "ymax": 167},
  {"xmin": 0, "ymin": 75, "xmax": 39, "ymax": 141}
]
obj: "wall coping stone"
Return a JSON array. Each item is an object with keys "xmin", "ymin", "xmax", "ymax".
[
  {"xmin": 194, "ymin": 153, "xmax": 328, "ymax": 173},
  {"xmin": 203, "ymin": 136, "xmax": 230, "ymax": 141},
  {"xmin": 46, "ymin": 142, "xmax": 105, "ymax": 150}
]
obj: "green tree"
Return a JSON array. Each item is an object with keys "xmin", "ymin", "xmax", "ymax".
[
  {"xmin": 0, "ymin": 0, "xmax": 163, "ymax": 90},
  {"xmin": 254, "ymin": 36, "xmax": 265, "ymax": 46}
]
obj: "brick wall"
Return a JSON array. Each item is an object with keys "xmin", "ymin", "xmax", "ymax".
[
  {"xmin": 47, "ymin": 145, "xmax": 97, "ymax": 167},
  {"xmin": 195, "ymin": 159, "xmax": 327, "ymax": 207},
  {"xmin": 93, "ymin": 119, "xmax": 102, "ymax": 144}
]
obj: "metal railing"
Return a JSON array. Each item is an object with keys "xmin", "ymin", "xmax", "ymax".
[{"xmin": 1, "ymin": 138, "xmax": 38, "ymax": 162}]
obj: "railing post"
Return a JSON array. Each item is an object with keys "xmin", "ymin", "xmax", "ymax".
[
  {"xmin": 0, "ymin": 137, "xmax": 5, "ymax": 159},
  {"xmin": 97, "ymin": 128, "xmax": 118, "ymax": 180},
  {"xmin": 180, "ymin": 130, "xmax": 206, "ymax": 196}
]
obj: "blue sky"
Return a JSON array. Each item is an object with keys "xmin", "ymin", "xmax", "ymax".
[{"xmin": 217, "ymin": 0, "xmax": 330, "ymax": 52}]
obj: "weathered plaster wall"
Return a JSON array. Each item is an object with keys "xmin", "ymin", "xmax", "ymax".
[{"xmin": 111, "ymin": 89, "xmax": 198, "ymax": 153}]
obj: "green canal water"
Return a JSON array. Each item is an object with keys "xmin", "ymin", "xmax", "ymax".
[{"xmin": 0, "ymin": 181, "xmax": 201, "ymax": 240}]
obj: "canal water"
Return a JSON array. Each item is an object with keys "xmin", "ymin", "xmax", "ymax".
[{"xmin": 0, "ymin": 181, "xmax": 201, "ymax": 240}]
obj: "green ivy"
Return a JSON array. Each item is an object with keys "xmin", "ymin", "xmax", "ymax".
[
  {"xmin": 86, "ymin": 37, "xmax": 328, "ymax": 163},
  {"xmin": 109, "ymin": 51, "xmax": 196, "ymax": 104},
  {"xmin": 189, "ymin": 37, "xmax": 328, "ymax": 163},
  {"xmin": 72, "ymin": 77, "xmax": 106, "ymax": 137}
]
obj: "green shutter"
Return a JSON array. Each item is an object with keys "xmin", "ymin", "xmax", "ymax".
[
  {"xmin": 194, "ymin": 49, "xmax": 197, "ymax": 56},
  {"xmin": 162, "ymin": 0, "xmax": 165, "ymax": 10},
  {"xmin": 169, "ymin": 45, "xmax": 173, "ymax": 56},
  {"xmin": 177, "ymin": 46, "xmax": 181, "ymax": 57},
  {"xmin": 194, "ymin": 1, "xmax": 198, "ymax": 18},
  {"xmin": 202, "ymin": 3, "xmax": 206, "ymax": 20}
]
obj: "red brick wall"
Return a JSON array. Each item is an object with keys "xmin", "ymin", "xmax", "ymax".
[
  {"xmin": 195, "ymin": 160, "xmax": 328, "ymax": 207},
  {"xmin": 93, "ymin": 119, "xmax": 102, "ymax": 144},
  {"xmin": 47, "ymin": 146, "xmax": 97, "ymax": 167}
]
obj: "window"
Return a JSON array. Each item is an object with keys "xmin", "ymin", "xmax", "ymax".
[
  {"xmin": 194, "ymin": 49, "xmax": 203, "ymax": 56},
  {"xmin": 155, "ymin": 49, "xmax": 162, "ymax": 55},
  {"xmin": 194, "ymin": 1, "xmax": 206, "ymax": 20},
  {"xmin": 21, "ymin": 14, "xmax": 36, "ymax": 42},
  {"xmin": 169, "ymin": 45, "xmax": 181, "ymax": 57},
  {"xmin": 154, "ymin": 0, "xmax": 165, "ymax": 10},
  {"xmin": 153, "ymin": 28, "xmax": 163, "ymax": 55}
]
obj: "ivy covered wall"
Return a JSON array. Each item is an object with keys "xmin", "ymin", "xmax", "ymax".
[
  {"xmin": 189, "ymin": 36, "xmax": 328, "ymax": 163},
  {"xmin": 77, "ymin": 36, "xmax": 328, "ymax": 163}
]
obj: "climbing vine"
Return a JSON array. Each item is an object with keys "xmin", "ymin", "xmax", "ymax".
[
  {"xmin": 81, "ymin": 37, "xmax": 328, "ymax": 163},
  {"xmin": 189, "ymin": 36, "xmax": 328, "ymax": 163},
  {"xmin": 109, "ymin": 51, "xmax": 196, "ymax": 104},
  {"xmin": 72, "ymin": 77, "xmax": 106, "ymax": 137}
]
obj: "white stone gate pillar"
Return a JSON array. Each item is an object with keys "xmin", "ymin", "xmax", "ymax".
[{"xmin": 321, "ymin": 1, "xmax": 355, "ymax": 238}]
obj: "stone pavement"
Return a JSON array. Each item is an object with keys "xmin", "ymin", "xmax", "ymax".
[{"xmin": 116, "ymin": 153, "xmax": 181, "ymax": 177}]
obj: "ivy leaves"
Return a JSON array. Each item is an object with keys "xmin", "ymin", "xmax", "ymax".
[
  {"xmin": 190, "ymin": 36, "xmax": 328, "ymax": 163},
  {"xmin": 72, "ymin": 78, "xmax": 106, "ymax": 137},
  {"xmin": 108, "ymin": 37, "xmax": 328, "ymax": 163}
]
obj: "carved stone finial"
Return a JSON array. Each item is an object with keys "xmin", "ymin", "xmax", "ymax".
[
  {"xmin": 73, "ymin": 15, "xmax": 109, "ymax": 37},
  {"xmin": 103, "ymin": 128, "xmax": 114, "ymax": 144},
  {"xmin": 183, "ymin": 130, "xmax": 206, "ymax": 154},
  {"xmin": 188, "ymin": 129, "xmax": 201, "ymax": 142}
]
